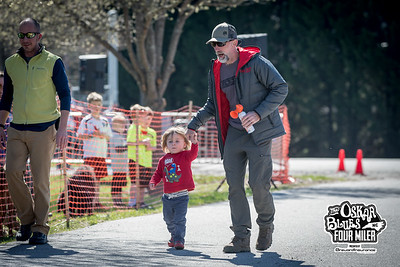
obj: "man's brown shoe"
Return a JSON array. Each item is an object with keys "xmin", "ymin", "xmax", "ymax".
[
  {"xmin": 223, "ymin": 236, "xmax": 250, "ymax": 253},
  {"xmin": 16, "ymin": 222, "xmax": 33, "ymax": 241},
  {"xmin": 256, "ymin": 224, "xmax": 274, "ymax": 251}
]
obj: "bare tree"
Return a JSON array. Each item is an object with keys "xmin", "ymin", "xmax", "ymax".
[{"xmin": 0, "ymin": 0, "xmax": 268, "ymax": 110}]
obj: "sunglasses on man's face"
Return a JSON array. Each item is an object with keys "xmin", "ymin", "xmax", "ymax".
[
  {"xmin": 18, "ymin": 32, "xmax": 40, "ymax": 39},
  {"xmin": 210, "ymin": 41, "xmax": 229, "ymax": 48}
]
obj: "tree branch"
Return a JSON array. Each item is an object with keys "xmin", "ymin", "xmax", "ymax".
[
  {"xmin": 52, "ymin": 1, "xmax": 139, "ymax": 82},
  {"xmin": 155, "ymin": 18, "xmax": 166, "ymax": 79},
  {"xmin": 160, "ymin": 0, "xmax": 195, "ymax": 97},
  {"xmin": 123, "ymin": 6, "xmax": 144, "ymax": 87}
]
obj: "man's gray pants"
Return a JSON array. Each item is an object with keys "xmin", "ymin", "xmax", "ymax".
[{"xmin": 223, "ymin": 126, "xmax": 275, "ymax": 238}]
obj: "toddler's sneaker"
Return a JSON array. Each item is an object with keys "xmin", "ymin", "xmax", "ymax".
[
  {"xmin": 168, "ymin": 237, "xmax": 174, "ymax": 247},
  {"xmin": 174, "ymin": 241, "xmax": 184, "ymax": 250}
]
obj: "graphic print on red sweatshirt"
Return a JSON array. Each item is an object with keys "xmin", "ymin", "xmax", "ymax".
[
  {"xmin": 150, "ymin": 143, "xmax": 198, "ymax": 193},
  {"xmin": 164, "ymin": 158, "xmax": 182, "ymax": 183}
]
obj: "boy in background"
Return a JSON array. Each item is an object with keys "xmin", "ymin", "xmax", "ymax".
[
  {"xmin": 77, "ymin": 92, "xmax": 112, "ymax": 209},
  {"xmin": 127, "ymin": 105, "xmax": 157, "ymax": 208},
  {"xmin": 109, "ymin": 113, "xmax": 128, "ymax": 207}
]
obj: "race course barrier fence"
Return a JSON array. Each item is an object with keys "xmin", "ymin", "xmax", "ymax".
[{"xmin": 0, "ymin": 100, "xmax": 290, "ymax": 237}]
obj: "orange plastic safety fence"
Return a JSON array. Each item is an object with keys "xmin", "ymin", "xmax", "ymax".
[
  {"xmin": 0, "ymin": 100, "xmax": 290, "ymax": 232},
  {"xmin": 271, "ymin": 105, "xmax": 291, "ymax": 183},
  {"xmin": 0, "ymin": 170, "xmax": 19, "ymax": 237}
]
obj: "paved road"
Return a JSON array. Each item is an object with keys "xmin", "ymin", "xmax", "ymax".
[
  {"xmin": 1, "ymin": 159, "xmax": 399, "ymax": 266},
  {"xmin": 193, "ymin": 157, "xmax": 400, "ymax": 178}
]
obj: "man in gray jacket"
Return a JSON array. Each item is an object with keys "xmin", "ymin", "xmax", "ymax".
[{"xmin": 186, "ymin": 22, "xmax": 288, "ymax": 253}]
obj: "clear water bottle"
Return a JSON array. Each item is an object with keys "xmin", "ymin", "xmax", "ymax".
[{"xmin": 238, "ymin": 111, "xmax": 255, "ymax": 133}]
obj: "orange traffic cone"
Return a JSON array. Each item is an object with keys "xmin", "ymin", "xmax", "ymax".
[
  {"xmin": 354, "ymin": 149, "xmax": 364, "ymax": 175},
  {"xmin": 337, "ymin": 149, "xmax": 346, "ymax": 172}
]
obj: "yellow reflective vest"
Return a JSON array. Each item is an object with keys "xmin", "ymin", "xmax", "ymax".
[{"xmin": 5, "ymin": 48, "xmax": 60, "ymax": 124}]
